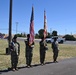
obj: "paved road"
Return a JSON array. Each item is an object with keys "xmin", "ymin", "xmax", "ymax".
[
  {"xmin": 17, "ymin": 38, "xmax": 76, "ymax": 45},
  {"xmin": 0, "ymin": 58, "xmax": 76, "ymax": 75},
  {"xmin": 64, "ymin": 41, "xmax": 76, "ymax": 45},
  {"xmin": 1, "ymin": 38, "xmax": 76, "ymax": 44}
]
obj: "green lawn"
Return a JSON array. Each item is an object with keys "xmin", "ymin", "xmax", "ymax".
[{"xmin": 0, "ymin": 39, "xmax": 76, "ymax": 70}]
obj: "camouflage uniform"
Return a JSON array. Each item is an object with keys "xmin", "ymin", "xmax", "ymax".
[
  {"xmin": 52, "ymin": 38, "xmax": 59, "ymax": 62},
  {"xmin": 39, "ymin": 39, "xmax": 47, "ymax": 65},
  {"xmin": 10, "ymin": 36, "xmax": 20, "ymax": 70},
  {"xmin": 25, "ymin": 34, "xmax": 34, "ymax": 67}
]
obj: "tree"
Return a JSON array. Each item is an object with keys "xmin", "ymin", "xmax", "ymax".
[
  {"xmin": 52, "ymin": 30, "xmax": 57, "ymax": 36},
  {"xmin": 38, "ymin": 29, "xmax": 44, "ymax": 38},
  {"xmin": 63, "ymin": 34, "xmax": 76, "ymax": 41},
  {"xmin": 35, "ymin": 33, "xmax": 39, "ymax": 38},
  {"xmin": 16, "ymin": 34, "xmax": 22, "ymax": 37},
  {"xmin": 38, "ymin": 29, "xmax": 52, "ymax": 38},
  {"xmin": 46, "ymin": 32, "xmax": 51, "ymax": 38}
]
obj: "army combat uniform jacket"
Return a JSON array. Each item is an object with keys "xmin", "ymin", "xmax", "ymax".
[
  {"xmin": 25, "ymin": 40, "xmax": 34, "ymax": 66},
  {"xmin": 10, "ymin": 41, "xmax": 20, "ymax": 69}
]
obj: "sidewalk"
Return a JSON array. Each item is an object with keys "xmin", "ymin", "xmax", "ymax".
[{"xmin": 0, "ymin": 58, "xmax": 76, "ymax": 75}]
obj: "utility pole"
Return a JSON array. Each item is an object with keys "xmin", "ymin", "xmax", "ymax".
[
  {"xmin": 65, "ymin": 29, "xmax": 67, "ymax": 35},
  {"xmin": 16, "ymin": 22, "xmax": 18, "ymax": 34},
  {"xmin": 50, "ymin": 28, "xmax": 52, "ymax": 35},
  {"xmin": 8, "ymin": 0, "xmax": 13, "ymax": 54}
]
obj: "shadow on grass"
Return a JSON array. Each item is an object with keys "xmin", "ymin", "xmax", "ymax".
[
  {"xmin": 0, "ymin": 53, "xmax": 10, "ymax": 55},
  {"xmin": 0, "ymin": 62, "xmax": 54, "ymax": 74},
  {"xmin": 0, "ymin": 53, "xmax": 7, "ymax": 55}
]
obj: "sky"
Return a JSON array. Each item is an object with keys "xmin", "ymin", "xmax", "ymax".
[{"xmin": 0, "ymin": 0, "xmax": 76, "ymax": 35}]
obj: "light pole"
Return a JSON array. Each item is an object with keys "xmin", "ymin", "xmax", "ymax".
[
  {"xmin": 50, "ymin": 28, "xmax": 52, "ymax": 35},
  {"xmin": 8, "ymin": 0, "xmax": 13, "ymax": 54},
  {"xmin": 16, "ymin": 22, "xmax": 18, "ymax": 34},
  {"xmin": 65, "ymin": 29, "xmax": 67, "ymax": 35}
]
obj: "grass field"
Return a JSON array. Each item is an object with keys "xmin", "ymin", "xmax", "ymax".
[{"xmin": 0, "ymin": 39, "xmax": 76, "ymax": 70}]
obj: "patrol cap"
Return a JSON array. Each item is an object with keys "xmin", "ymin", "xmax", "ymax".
[
  {"xmin": 13, "ymin": 35, "xmax": 17, "ymax": 39},
  {"xmin": 27, "ymin": 34, "xmax": 30, "ymax": 38}
]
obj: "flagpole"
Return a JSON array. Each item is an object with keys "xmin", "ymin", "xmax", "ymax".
[
  {"xmin": 8, "ymin": 0, "xmax": 13, "ymax": 54},
  {"xmin": 44, "ymin": 10, "xmax": 47, "ymax": 39}
]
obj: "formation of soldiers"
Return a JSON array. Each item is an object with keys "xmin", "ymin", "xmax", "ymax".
[{"xmin": 10, "ymin": 35, "xmax": 59, "ymax": 71}]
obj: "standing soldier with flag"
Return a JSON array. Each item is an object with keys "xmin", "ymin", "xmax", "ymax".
[
  {"xmin": 39, "ymin": 36, "xmax": 48, "ymax": 65},
  {"xmin": 24, "ymin": 6, "xmax": 34, "ymax": 68},
  {"xmin": 39, "ymin": 10, "xmax": 48, "ymax": 65}
]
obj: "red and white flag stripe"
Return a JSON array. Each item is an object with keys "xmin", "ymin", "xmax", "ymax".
[
  {"xmin": 29, "ymin": 6, "xmax": 34, "ymax": 45},
  {"xmin": 44, "ymin": 10, "xmax": 47, "ymax": 39}
]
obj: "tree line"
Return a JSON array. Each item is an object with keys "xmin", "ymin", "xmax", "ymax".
[
  {"xmin": 16, "ymin": 29, "xmax": 76, "ymax": 41},
  {"xmin": 0, "ymin": 29, "xmax": 76, "ymax": 41}
]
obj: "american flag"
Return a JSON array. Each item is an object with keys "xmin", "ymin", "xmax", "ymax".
[
  {"xmin": 44, "ymin": 10, "xmax": 47, "ymax": 39},
  {"xmin": 29, "ymin": 6, "xmax": 34, "ymax": 45}
]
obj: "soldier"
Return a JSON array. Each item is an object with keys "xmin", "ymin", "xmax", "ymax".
[
  {"xmin": 10, "ymin": 35, "xmax": 20, "ymax": 71},
  {"xmin": 39, "ymin": 36, "xmax": 48, "ymax": 65},
  {"xmin": 24, "ymin": 34, "xmax": 34, "ymax": 68},
  {"xmin": 51, "ymin": 37, "xmax": 59, "ymax": 63}
]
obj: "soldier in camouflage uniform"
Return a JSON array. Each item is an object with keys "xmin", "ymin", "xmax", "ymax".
[
  {"xmin": 10, "ymin": 35, "xmax": 20, "ymax": 71},
  {"xmin": 39, "ymin": 36, "xmax": 47, "ymax": 65},
  {"xmin": 52, "ymin": 37, "xmax": 59, "ymax": 63},
  {"xmin": 24, "ymin": 34, "xmax": 34, "ymax": 68}
]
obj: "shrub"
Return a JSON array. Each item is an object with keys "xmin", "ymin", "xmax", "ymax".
[{"xmin": 63, "ymin": 34, "xmax": 76, "ymax": 41}]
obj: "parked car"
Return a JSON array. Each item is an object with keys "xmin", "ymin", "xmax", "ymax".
[
  {"xmin": 4, "ymin": 36, "xmax": 8, "ymax": 39},
  {"xmin": 45, "ymin": 37, "xmax": 65, "ymax": 44}
]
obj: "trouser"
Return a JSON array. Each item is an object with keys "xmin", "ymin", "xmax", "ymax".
[
  {"xmin": 40, "ymin": 50, "xmax": 46, "ymax": 64},
  {"xmin": 11, "ymin": 55, "xmax": 18, "ymax": 69},
  {"xmin": 53, "ymin": 50, "xmax": 59, "ymax": 61},
  {"xmin": 26, "ymin": 50, "xmax": 33, "ymax": 66}
]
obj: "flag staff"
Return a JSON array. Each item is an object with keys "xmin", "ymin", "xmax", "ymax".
[{"xmin": 44, "ymin": 10, "xmax": 47, "ymax": 39}]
